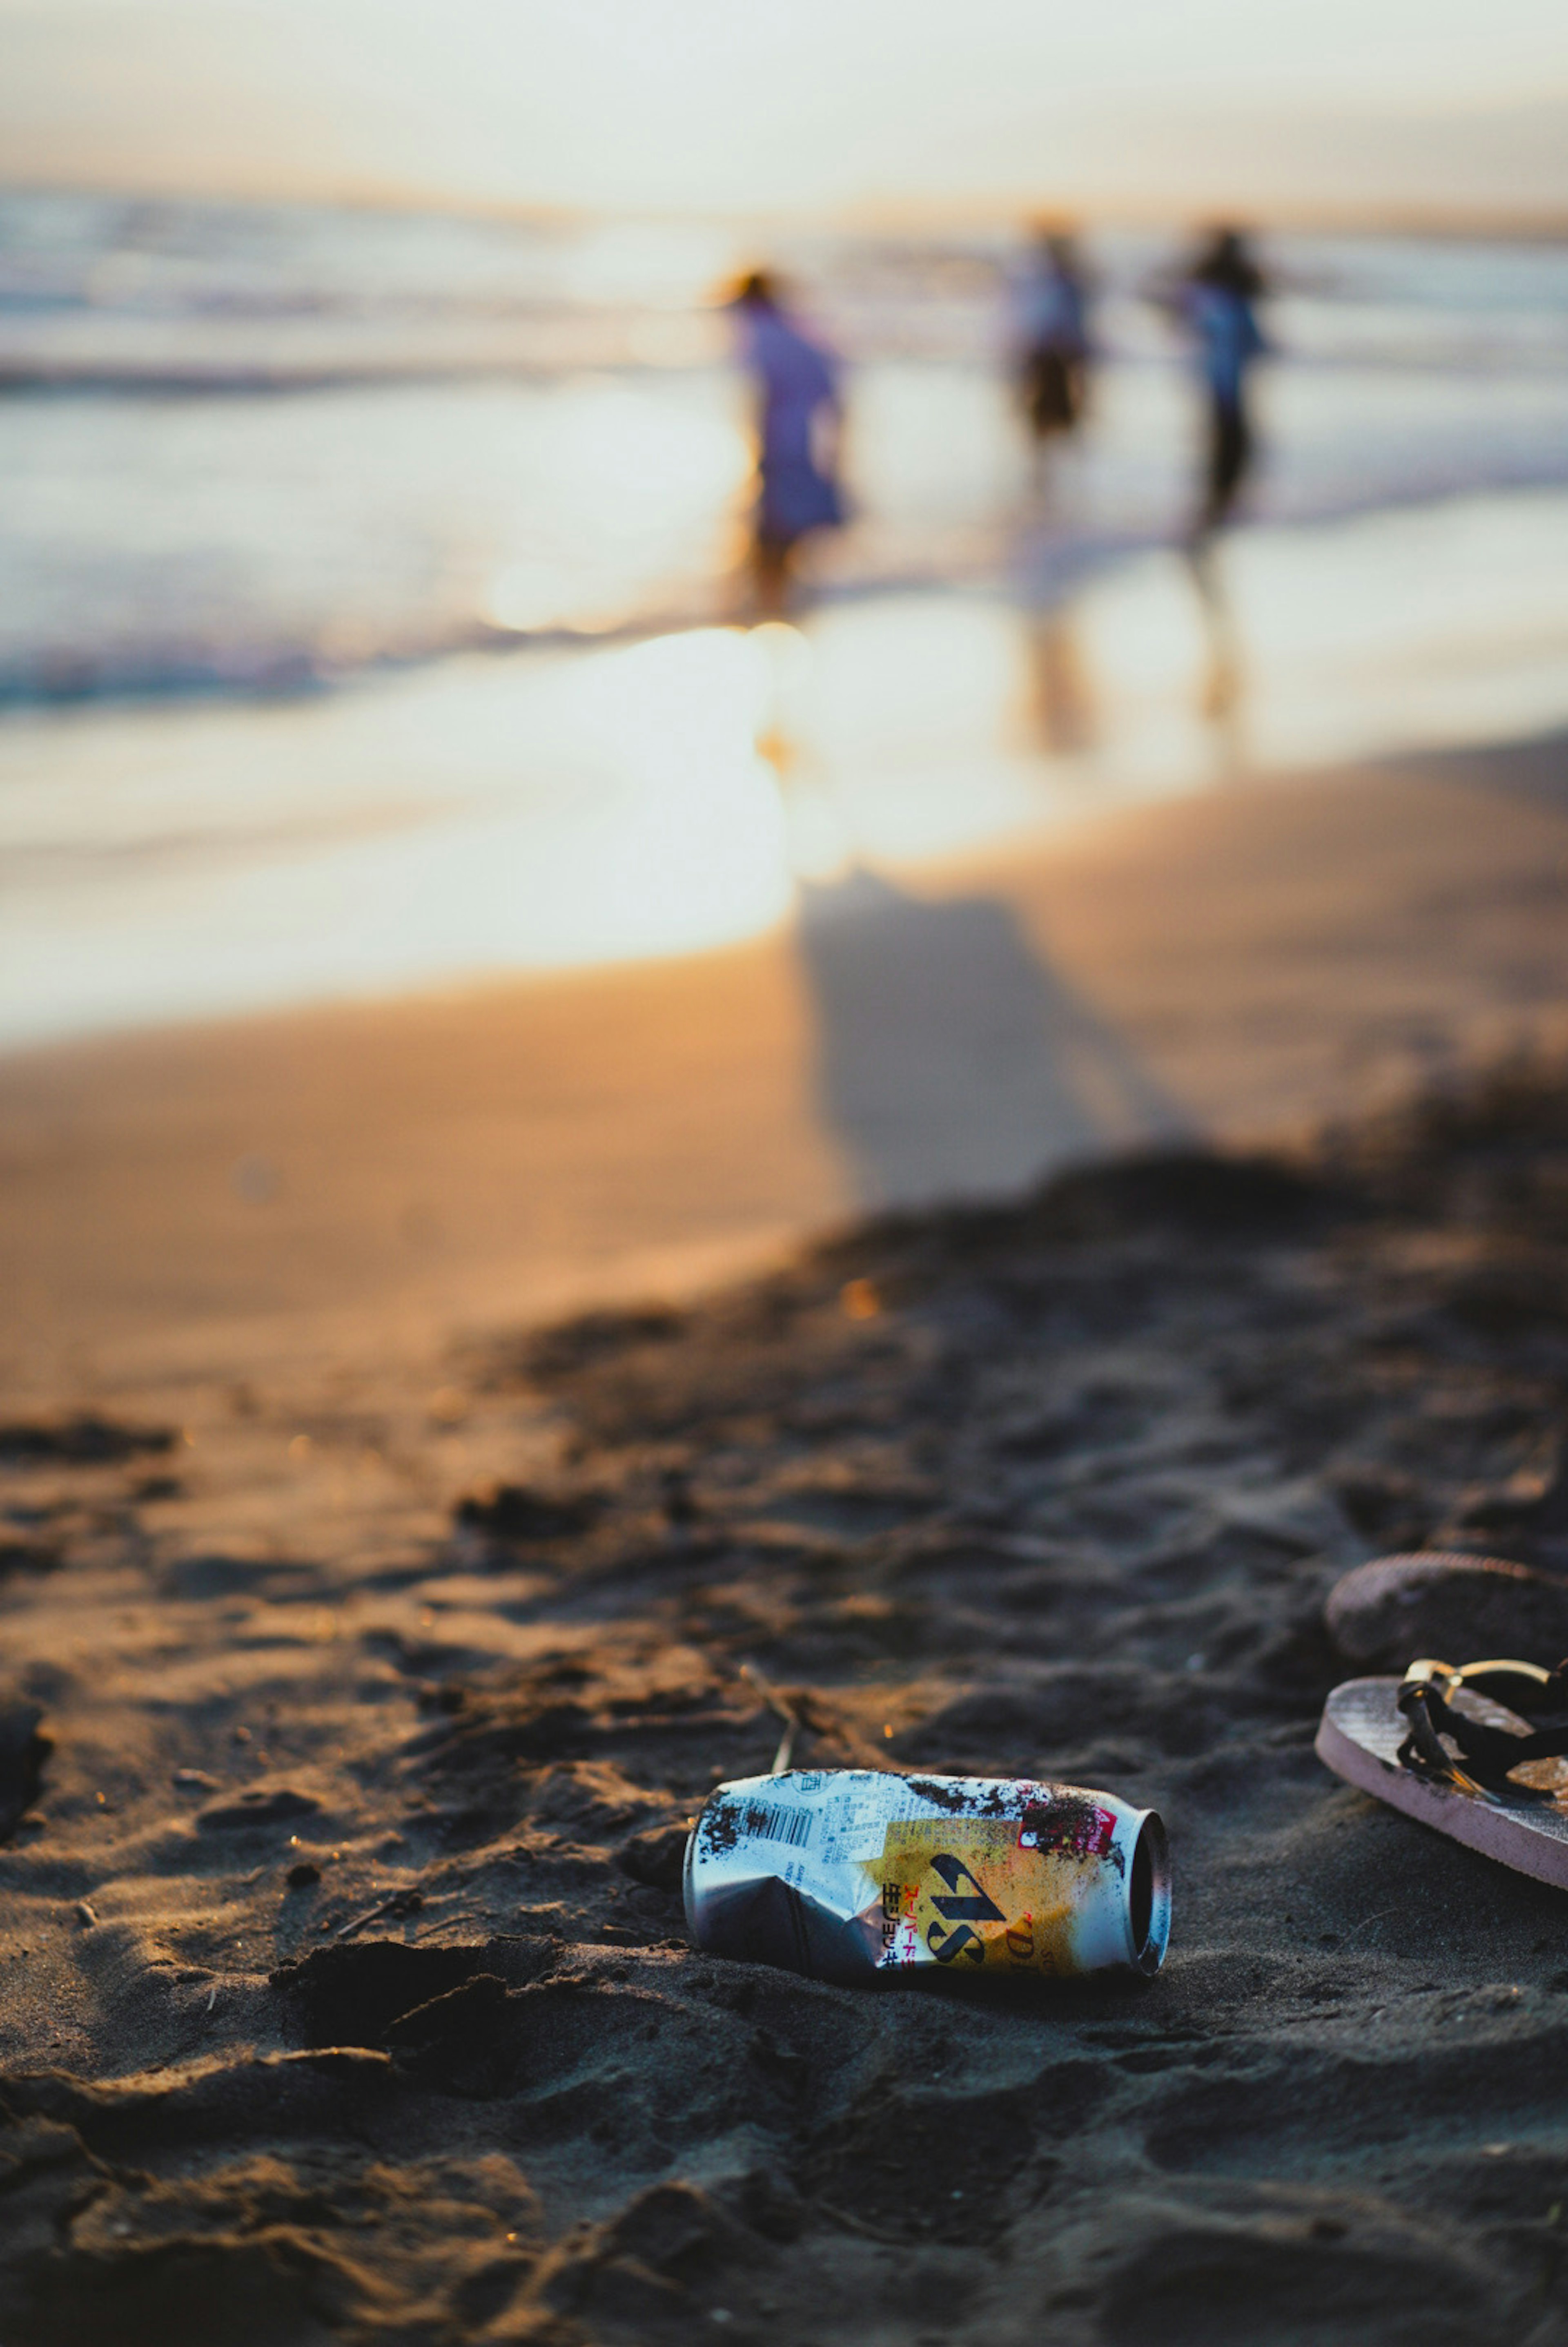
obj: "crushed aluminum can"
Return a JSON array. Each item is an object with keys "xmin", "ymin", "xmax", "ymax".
[{"xmin": 683, "ymin": 1768, "xmax": 1169, "ymax": 1985}]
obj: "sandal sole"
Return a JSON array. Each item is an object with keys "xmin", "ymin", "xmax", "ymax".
[{"xmin": 1316, "ymin": 1677, "xmax": 1568, "ymax": 1890}]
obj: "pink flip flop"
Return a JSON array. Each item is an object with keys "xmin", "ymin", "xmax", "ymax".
[{"xmin": 1316, "ymin": 1658, "xmax": 1568, "ymax": 1890}]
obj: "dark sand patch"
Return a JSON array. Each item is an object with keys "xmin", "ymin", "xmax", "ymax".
[{"xmin": 4, "ymin": 1065, "xmax": 1568, "ymax": 2343}]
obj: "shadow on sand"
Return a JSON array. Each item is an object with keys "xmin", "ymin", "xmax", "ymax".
[{"xmin": 795, "ymin": 864, "xmax": 1191, "ymax": 1210}]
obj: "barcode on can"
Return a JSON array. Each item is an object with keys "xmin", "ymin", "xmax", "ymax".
[{"xmin": 739, "ymin": 1800, "xmax": 813, "ymax": 1848}]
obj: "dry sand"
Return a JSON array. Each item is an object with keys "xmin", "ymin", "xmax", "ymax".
[{"xmin": 2, "ymin": 736, "xmax": 1568, "ymax": 2345}]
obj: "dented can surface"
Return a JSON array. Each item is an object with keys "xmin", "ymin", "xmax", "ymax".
[{"xmin": 683, "ymin": 1769, "xmax": 1170, "ymax": 1985}]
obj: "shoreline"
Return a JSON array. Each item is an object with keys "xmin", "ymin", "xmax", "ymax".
[
  {"xmin": 4, "ymin": 727, "xmax": 1566, "ymax": 1411},
  {"xmin": 9, "ymin": 489, "xmax": 1568, "ymax": 1060}
]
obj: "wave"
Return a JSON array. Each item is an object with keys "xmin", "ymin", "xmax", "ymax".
[
  {"xmin": 0, "ymin": 357, "xmax": 600, "ymax": 395},
  {"xmin": 7, "ymin": 474, "xmax": 1568, "ymax": 714},
  {"xmin": 4, "ymin": 335, "xmax": 1568, "ymax": 399},
  {"xmin": 0, "ymin": 603, "xmax": 720, "ymax": 710}
]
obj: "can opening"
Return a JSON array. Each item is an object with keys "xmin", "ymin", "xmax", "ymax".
[{"xmin": 1127, "ymin": 1812, "xmax": 1171, "ymax": 1975}]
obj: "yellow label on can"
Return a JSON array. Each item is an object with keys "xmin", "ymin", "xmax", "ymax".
[{"xmin": 873, "ymin": 1803, "xmax": 1117, "ymax": 1974}]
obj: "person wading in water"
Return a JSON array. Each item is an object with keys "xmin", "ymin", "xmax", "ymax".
[
  {"xmin": 1013, "ymin": 226, "xmax": 1092, "ymax": 501},
  {"xmin": 1180, "ymin": 226, "xmax": 1268, "ymax": 545},
  {"xmin": 731, "ymin": 270, "xmax": 845, "ymax": 618}
]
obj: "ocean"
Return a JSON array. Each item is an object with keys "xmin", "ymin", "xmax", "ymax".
[{"xmin": 4, "ymin": 192, "xmax": 1568, "ymax": 1042}]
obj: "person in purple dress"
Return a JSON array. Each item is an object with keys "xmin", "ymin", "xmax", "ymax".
[{"xmin": 731, "ymin": 270, "xmax": 845, "ymax": 616}]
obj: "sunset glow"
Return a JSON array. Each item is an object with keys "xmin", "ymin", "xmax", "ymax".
[{"xmin": 3, "ymin": 0, "xmax": 1566, "ymax": 216}]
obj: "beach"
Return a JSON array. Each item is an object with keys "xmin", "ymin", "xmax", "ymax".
[
  {"xmin": 5, "ymin": 725, "xmax": 1567, "ymax": 1398},
  {"xmin": 7, "ymin": 183, "xmax": 1568, "ymax": 2342},
  {"xmin": 4, "ymin": 724, "xmax": 1568, "ymax": 2342}
]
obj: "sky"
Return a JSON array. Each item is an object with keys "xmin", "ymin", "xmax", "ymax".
[{"xmin": 4, "ymin": 0, "xmax": 1568, "ymax": 217}]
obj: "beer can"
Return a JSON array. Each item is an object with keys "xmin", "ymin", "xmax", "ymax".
[{"xmin": 683, "ymin": 1768, "xmax": 1169, "ymax": 1985}]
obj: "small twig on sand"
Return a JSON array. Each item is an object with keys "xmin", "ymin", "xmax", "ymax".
[
  {"xmin": 817, "ymin": 2202, "xmax": 909, "ymax": 2246},
  {"xmin": 739, "ymin": 1662, "xmax": 893, "ymax": 1773},
  {"xmin": 335, "ymin": 1888, "xmax": 424, "ymax": 1942},
  {"xmin": 740, "ymin": 1661, "xmax": 805, "ymax": 1775},
  {"xmin": 1339, "ymin": 1907, "xmax": 1395, "ymax": 1952}
]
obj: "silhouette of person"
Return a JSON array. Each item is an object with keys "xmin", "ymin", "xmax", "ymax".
[
  {"xmin": 1013, "ymin": 228, "xmax": 1091, "ymax": 492},
  {"xmin": 731, "ymin": 270, "xmax": 844, "ymax": 618},
  {"xmin": 1180, "ymin": 228, "xmax": 1267, "ymax": 543}
]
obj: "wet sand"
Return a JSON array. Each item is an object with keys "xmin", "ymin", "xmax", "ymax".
[
  {"xmin": 3, "ymin": 730, "xmax": 1567, "ymax": 1404},
  {"xmin": 2, "ymin": 735, "xmax": 1568, "ymax": 2344}
]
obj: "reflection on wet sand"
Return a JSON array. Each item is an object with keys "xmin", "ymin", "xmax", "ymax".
[
  {"xmin": 7, "ymin": 488, "xmax": 1568, "ymax": 1048},
  {"xmin": 1188, "ymin": 542, "xmax": 1247, "ymax": 771},
  {"xmin": 1025, "ymin": 605, "xmax": 1098, "ymax": 758},
  {"xmin": 795, "ymin": 863, "xmax": 1188, "ymax": 1208}
]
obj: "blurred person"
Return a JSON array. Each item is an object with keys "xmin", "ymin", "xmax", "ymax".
[
  {"xmin": 1012, "ymin": 227, "xmax": 1092, "ymax": 495},
  {"xmin": 731, "ymin": 270, "xmax": 844, "ymax": 618},
  {"xmin": 1179, "ymin": 227, "xmax": 1268, "ymax": 543}
]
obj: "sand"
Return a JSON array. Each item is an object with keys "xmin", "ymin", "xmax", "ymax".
[
  {"xmin": 4, "ymin": 731, "xmax": 1567, "ymax": 1408},
  {"xmin": 3, "ymin": 736, "xmax": 1568, "ymax": 2344}
]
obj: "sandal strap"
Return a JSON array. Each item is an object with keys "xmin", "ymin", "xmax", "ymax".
[{"xmin": 1397, "ymin": 1657, "xmax": 1568, "ymax": 1791}]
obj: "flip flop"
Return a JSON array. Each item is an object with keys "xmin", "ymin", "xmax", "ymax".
[
  {"xmin": 1316, "ymin": 1656, "xmax": 1568, "ymax": 1890},
  {"xmin": 1324, "ymin": 1549, "xmax": 1568, "ymax": 1671}
]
